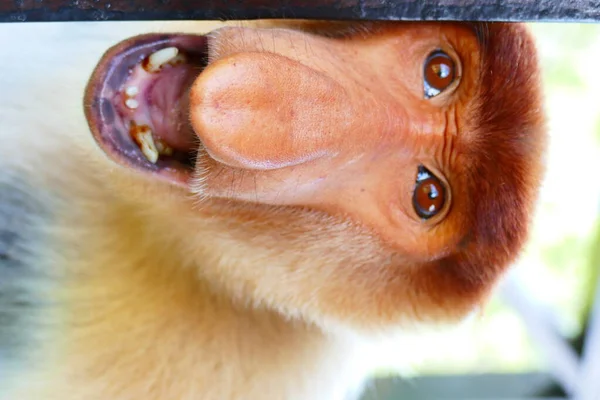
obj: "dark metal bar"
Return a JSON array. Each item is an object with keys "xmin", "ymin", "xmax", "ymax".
[{"xmin": 1, "ymin": 0, "xmax": 600, "ymax": 24}]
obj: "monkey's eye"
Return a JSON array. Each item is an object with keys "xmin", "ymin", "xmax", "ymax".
[
  {"xmin": 412, "ymin": 166, "xmax": 446, "ymax": 220},
  {"xmin": 423, "ymin": 50, "xmax": 456, "ymax": 99}
]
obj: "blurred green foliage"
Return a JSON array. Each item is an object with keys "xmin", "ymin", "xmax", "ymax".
[{"xmin": 532, "ymin": 24, "xmax": 600, "ymax": 89}]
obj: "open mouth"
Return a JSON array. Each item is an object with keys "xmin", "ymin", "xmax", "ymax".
[{"xmin": 84, "ymin": 34, "xmax": 210, "ymax": 186}]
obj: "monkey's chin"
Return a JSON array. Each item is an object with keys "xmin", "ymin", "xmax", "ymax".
[{"xmin": 84, "ymin": 33, "xmax": 213, "ymax": 189}]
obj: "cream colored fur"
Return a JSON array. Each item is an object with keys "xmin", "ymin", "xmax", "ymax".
[{"xmin": 0, "ymin": 21, "xmax": 379, "ymax": 400}]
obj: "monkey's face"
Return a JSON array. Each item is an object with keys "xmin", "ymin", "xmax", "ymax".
[{"xmin": 84, "ymin": 21, "xmax": 547, "ymax": 333}]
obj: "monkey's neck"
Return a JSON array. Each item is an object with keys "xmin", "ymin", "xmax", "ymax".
[{"xmin": 22, "ymin": 201, "xmax": 368, "ymax": 400}]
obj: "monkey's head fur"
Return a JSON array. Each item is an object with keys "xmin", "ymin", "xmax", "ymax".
[{"xmin": 84, "ymin": 21, "xmax": 547, "ymax": 335}]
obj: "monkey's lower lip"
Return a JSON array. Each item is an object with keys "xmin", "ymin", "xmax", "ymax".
[{"xmin": 84, "ymin": 33, "xmax": 209, "ymax": 187}]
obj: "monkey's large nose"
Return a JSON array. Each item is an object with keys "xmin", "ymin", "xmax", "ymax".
[{"xmin": 189, "ymin": 53, "xmax": 355, "ymax": 170}]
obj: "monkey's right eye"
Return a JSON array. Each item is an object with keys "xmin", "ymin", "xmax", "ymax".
[
  {"xmin": 412, "ymin": 166, "xmax": 446, "ymax": 220},
  {"xmin": 423, "ymin": 50, "xmax": 456, "ymax": 99}
]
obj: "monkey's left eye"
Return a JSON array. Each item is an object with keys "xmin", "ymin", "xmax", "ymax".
[
  {"xmin": 423, "ymin": 50, "xmax": 456, "ymax": 99},
  {"xmin": 412, "ymin": 166, "xmax": 446, "ymax": 220}
]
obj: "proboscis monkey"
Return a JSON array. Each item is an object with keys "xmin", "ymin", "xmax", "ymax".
[{"xmin": 0, "ymin": 18, "xmax": 547, "ymax": 400}]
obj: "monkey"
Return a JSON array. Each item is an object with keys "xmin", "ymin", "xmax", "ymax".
[{"xmin": 0, "ymin": 18, "xmax": 547, "ymax": 400}]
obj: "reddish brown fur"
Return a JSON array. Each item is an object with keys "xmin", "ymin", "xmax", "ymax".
[{"xmin": 404, "ymin": 22, "xmax": 548, "ymax": 321}]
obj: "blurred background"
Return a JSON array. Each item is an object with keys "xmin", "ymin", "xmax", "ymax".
[{"xmin": 362, "ymin": 22, "xmax": 600, "ymax": 400}]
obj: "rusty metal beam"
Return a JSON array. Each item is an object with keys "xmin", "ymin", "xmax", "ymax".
[{"xmin": 2, "ymin": 0, "xmax": 600, "ymax": 24}]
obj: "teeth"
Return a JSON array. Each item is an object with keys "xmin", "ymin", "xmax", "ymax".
[
  {"xmin": 147, "ymin": 47, "xmax": 179, "ymax": 72},
  {"xmin": 125, "ymin": 98, "xmax": 139, "ymax": 109},
  {"xmin": 125, "ymin": 86, "xmax": 139, "ymax": 97},
  {"xmin": 155, "ymin": 139, "xmax": 174, "ymax": 156},
  {"xmin": 134, "ymin": 127, "xmax": 159, "ymax": 164},
  {"xmin": 169, "ymin": 53, "xmax": 187, "ymax": 66}
]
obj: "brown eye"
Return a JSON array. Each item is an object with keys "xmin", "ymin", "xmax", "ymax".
[
  {"xmin": 423, "ymin": 50, "xmax": 456, "ymax": 99},
  {"xmin": 412, "ymin": 166, "xmax": 446, "ymax": 220}
]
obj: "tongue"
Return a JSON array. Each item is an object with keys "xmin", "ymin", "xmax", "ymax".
[{"xmin": 146, "ymin": 66, "xmax": 197, "ymax": 151}]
